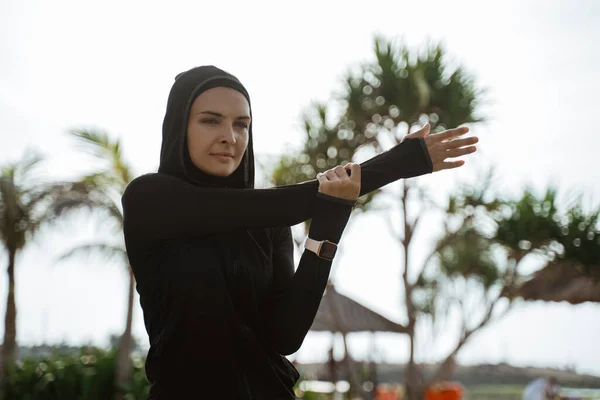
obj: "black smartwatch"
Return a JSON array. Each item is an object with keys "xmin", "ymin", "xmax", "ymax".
[{"xmin": 304, "ymin": 238, "xmax": 338, "ymax": 261}]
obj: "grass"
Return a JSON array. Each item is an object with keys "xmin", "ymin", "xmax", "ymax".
[{"xmin": 465, "ymin": 385, "xmax": 525, "ymax": 400}]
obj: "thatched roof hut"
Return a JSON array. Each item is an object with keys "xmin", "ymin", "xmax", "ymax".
[
  {"xmin": 516, "ymin": 261, "xmax": 600, "ymax": 304},
  {"xmin": 304, "ymin": 282, "xmax": 408, "ymax": 395},
  {"xmin": 310, "ymin": 282, "xmax": 408, "ymax": 334}
]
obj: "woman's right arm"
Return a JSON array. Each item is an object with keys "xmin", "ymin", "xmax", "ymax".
[{"xmin": 121, "ymin": 137, "xmax": 432, "ymax": 242}]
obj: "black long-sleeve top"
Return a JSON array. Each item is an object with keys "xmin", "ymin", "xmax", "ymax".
[
  {"xmin": 122, "ymin": 138, "xmax": 432, "ymax": 399},
  {"xmin": 121, "ymin": 65, "xmax": 433, "ymax": 399}
]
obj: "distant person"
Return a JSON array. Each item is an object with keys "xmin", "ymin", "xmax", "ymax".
[
  {"xmin": 121, "ymin": 65, "xmax": 479, "ymax": 399},
  {"xmin": 523, "ymin": 377, "xmax": 561, "ymax": 400}
]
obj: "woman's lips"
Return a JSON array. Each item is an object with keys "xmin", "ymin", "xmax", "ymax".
[{"xmin": 211, "ymin": 153, "xmax": 234, "ymax": 162}]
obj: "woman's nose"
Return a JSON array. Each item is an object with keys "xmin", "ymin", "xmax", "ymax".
[{"xmin": 220, "ymin": 126, "xmax": 237, "ymax": 144}]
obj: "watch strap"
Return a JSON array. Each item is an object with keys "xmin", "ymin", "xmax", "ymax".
[{"xmin": 305, "ymin": 237, "xmax": 338, "ymax": 261}]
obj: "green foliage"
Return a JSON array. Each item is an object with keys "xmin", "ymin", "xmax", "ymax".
[
  {"xmin": 50, "ymin": 130, "xmax": 132, "ymax": 263},
  {"xmin": 271, "ymin": 102, "xmax": 380, "ymax": 215},
  {"xmin": 556, "ymin": 202, "xmax": 600, "ymax": 278},
  {"xmin": 491, "ymin": 187, "xmax": 600, "ymax": 279},
  {"xmin": 347, "ymin": 37, "xmax": 483, "ymax": 132},
  {"xmin": 494, "ymin": 187, "xmax": 562, "ymax": 252},
  {"xmin": 434, "ymin": 181, "xmax": 600, "ymax": 303},
  {"xmin": 413, "ymin": 274, "xmax": 439, "ymax": 317},
  {"xmin": 438, "ymin": 227, "xmax": 500, "ymax": 289},
  {"xmin": 53, "ymin": 129, "xmax": 137, "ymax": 397},
  {"xmin": 297, "ymin": 390, "xmax": 331, "ymax": 400},
  {"xmin": 272, "ymin": 37, "xmax": 484, "ymax": 227},
  {"xmin": 0, "ymin": 153, "xmax": 86, "ymax": 380},
  {"xmin": 0, "ymin": 153, "xmax": 49, "ymax": 253},
  {"xmin": 69, "ymin": 130, "xmax": 133, "ymax": 191},
  {"xmin": 426, "ymin": 172, "xmax": 506, "ymax": 303},
  {"xmin": 3, "ymin": 347, "xmax": 149, "ymax": 400}
]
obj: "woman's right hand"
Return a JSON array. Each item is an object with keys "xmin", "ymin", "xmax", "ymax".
[{"xmin": 317, "ymin": 163, "xmax": 361, "ymax": 201}]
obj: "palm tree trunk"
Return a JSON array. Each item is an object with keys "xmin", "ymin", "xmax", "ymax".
[
  {"xmin": 114, "ymin": 265, "xmax": 135, "ymax": 400},
  {"xmin": 1, "ymin": 248, "xmax": 18, "ymax": 386}
]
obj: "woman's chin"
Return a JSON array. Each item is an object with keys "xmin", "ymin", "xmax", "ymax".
[
  {"xmin": 214, "ymin": 170, "xmax": 234, "ymax": 177},
  {"xmin": 192, "ymin": 159, "xmax": 239, "ymax": 177},
  {"xmin": 206, "ymin": 165, "xmax": 236, "ymax": 177}
]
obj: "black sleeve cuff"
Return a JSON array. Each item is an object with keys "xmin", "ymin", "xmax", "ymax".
[
  {"xmin": 315, "ymin": 192, "xmax": 357, "ymax": 207},
  {"xmin": 358, "ymin": 137, "xmax": 433, "ymax": 196},
  {"xmin": 308, "ymin": 192, "xmax": 354, "ymax": 243},
  {"xmin": 418, "ymin": 137, "xmax": 434, "ymax": 172}
]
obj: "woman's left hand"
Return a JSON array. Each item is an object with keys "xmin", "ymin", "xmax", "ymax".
[{"xmin": 404, "ymin": 123, "xmax": 479, "ymax": 172}]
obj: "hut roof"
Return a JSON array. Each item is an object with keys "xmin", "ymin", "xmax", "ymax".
[
  {"xmin": 310, "ymin": 283, "xmax": 408, "ymax": 334},
  {"xmin": 516, "ymin": 261, "xmax": 600, "ymax": 304}
]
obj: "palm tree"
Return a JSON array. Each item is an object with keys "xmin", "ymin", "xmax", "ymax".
[
  {"xmin": 0, "ymin": 152, "xmax": 69, "ymax": 385},
  {"xmin": 273, "ymin": 37, "xmax": 484, "ymax": 399},
  {"xmin": 276, "ymin": 37, "xmax": 600, "ymax": 400},
  {"xmin": 52, "ymin": 130, "xmax": 135, "ymax": 400}
]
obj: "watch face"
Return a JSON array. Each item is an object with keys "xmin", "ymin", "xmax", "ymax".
[{"xmin": 320, "ymin": 242, "xmax": 337, "ymax": 259}]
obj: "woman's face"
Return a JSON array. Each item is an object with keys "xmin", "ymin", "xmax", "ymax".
[{"xmin": 187, "ymin": 87, "xmax": 251, "ymax": 177}]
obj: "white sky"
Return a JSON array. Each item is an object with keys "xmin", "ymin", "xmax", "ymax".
[{"xmin": 1, "ymin": 0, "xmax": 600, "ymax": 377}]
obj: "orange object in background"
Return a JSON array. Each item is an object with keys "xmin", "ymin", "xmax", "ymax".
[
  {"xmin": 375, "ymin": 391, "xmax": 398, "ymax": 400},
  {"xmin": 375, "ymin": 384, "xmax": 403, "ymax": 400},
  {"xmin": 424, "ymin": 382, "xmax": 464, "ymax": 400}
]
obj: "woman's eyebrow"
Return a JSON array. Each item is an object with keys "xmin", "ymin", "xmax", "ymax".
[{"xmin": 197, "ymin": 110, "xmax": 251, "ymax": 120}]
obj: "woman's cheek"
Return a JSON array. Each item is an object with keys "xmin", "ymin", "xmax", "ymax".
[{"xmin": 240, "ymin": 134, "xmax": 249, "ymax": 149}]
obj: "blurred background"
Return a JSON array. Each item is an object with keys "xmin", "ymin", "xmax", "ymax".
[{"xmin": 1, "ymin": 0, "xmax": 599, "ymax": 399}]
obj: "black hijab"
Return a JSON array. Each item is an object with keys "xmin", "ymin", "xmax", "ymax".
[
  {"xmin": 158, "ymin": 65, "xmax": 255, "ymax": 189},
  {"xmin": 154, "ymin": 66, "xmax": 299, "ymax": 396}
]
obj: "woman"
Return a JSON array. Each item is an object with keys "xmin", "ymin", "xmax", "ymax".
[{"xmin": 121, "ymin": 65, "xmax": 478, "ymax": 399}]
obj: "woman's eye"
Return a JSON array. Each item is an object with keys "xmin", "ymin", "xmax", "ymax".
[
  {"xmin": 201, "ymin": 118, "xmax": 219, "ymax": 124},
  {"xmin": 236, "ymin": 122, "xmax": 249, "ymax": 129}
]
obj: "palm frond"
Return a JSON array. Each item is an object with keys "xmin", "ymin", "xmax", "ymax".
[
  {"xmin": 0, "ymin": 155, "xmax": 51, "ymax": 248},
  {"xmin": 81, "ymin": 171, "xmax": 123, "ymax": 192},
  {"xmin": 51, "ymin": 192, "xmax": 122, "ymax": 225},
  {"xmin": 56, "ymin": 242, "xmax": 127, "ymax": 265},
  {"xmin": 15, "ymin": 152, "xmax": 43, "ymax": 174},
  {"xmin": 70, "ymin": 129, "xmax": 114, "ymax": 158},
  {"xmin": 1, "ymin": 151, "xmax": 44, "ymax": 193},
  {"xmin": 70, "ymin": 130, "xmax": 133, "ymax": 189},
  {"xmin": 4, "ymin": 151, "xmax": 43, "ymax": 181},
  {"xmin": 22, "ymin": 181, "xmax": 76, "ymax": 211},
  {"xmin": 71, "ymin": 129, "xmax": 127, "ymax": 177}
]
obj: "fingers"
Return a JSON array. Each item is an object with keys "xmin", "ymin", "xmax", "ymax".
[
  {"xmin": 318, "ymin": 168, "xmax": 343, "ymax": 181},
  {"xmin": 317, "ymin": 172, "xmax": 328, "ymax": 184},
  {"xmin": 333, "ymin": 166, "xmax": 348, "ymax": 180},
  {"xmin": 404, "ymin": 123, "xmax": 431, "ymax": 140},
  {"xmin": 437, "ymin": 126, "xmax": 469, "ymax": 141},
  {"xmin": 424, "ymin": 125, "xmax": 479, "ymax": 173},
  {"xmin": 442, "ymin": 136, "xmax": 479, "ymax": 150},
  {"xmin": 324, "ymin": 169, "xmax": 340, "ymax": 181},
  {"xmin": 445, "ymin": 146, "xmax": 477, "ymax": 158},
  {"xmin": 347, "ymin": 163, "xmax": 361, "ymax": 183},
  {"xmin": 317, "ymin": 163, "xmax": 361, "ymax": 201},
  {"xmin": 436, "ymin": 160, "xmax": 465, "ymax": 171}
]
